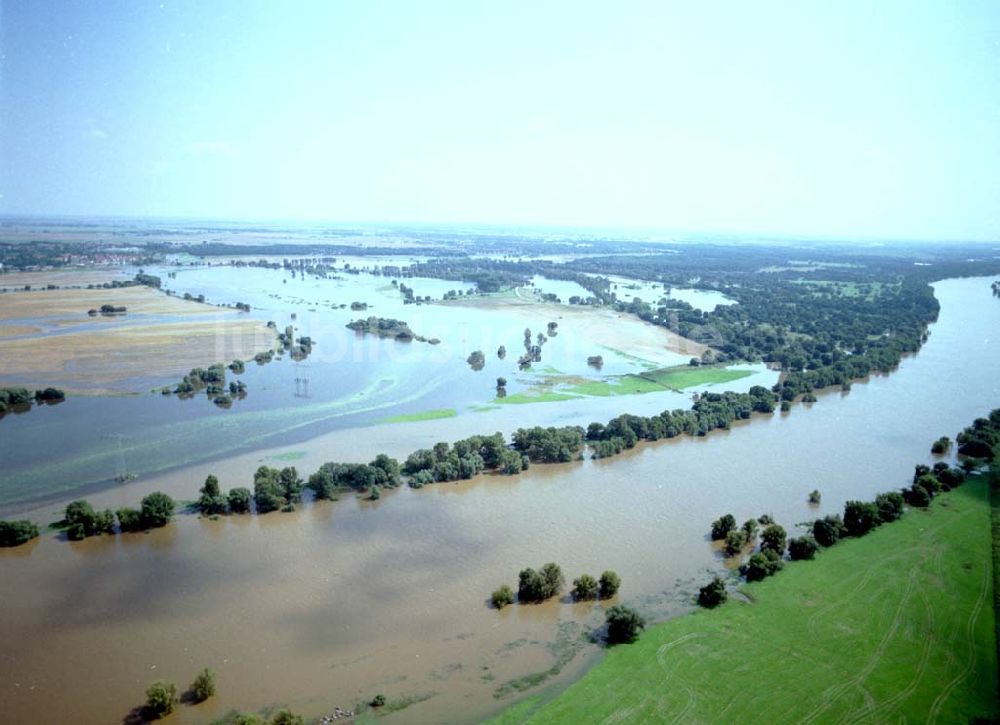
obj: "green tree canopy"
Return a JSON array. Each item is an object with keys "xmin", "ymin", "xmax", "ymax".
[
  {"xmin": 140, "ymin": 492, "xmax": 175, "ymax": 529},
  {"xmin": 606, "ymin": 604, "xmax": 646, "ymax": 644}
]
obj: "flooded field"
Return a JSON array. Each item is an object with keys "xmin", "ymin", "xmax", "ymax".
[
  {"xmin": 0, "ymin": 276, "xmax": 997, "ymax": 723},
  {"xmin": 0, "ymin": 262, "xmax": 751, "ymax": 508}
]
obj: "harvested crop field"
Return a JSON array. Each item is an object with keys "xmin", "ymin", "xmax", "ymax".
[{"xmin": 0, "ymin": 286, "xmax": 274, "ymax": 393}]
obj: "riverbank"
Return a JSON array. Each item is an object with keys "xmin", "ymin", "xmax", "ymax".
[{"xmin": 495, "ymin": 475, "xmax": 998, "ymax": 723}]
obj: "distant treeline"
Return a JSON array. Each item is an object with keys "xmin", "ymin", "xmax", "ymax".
[
  {"xmin": 160, "ymin": 242, "xmax": 469, "ymax": 259},
  {"xmin": 346, "ymin": 316, "xmax": 439, "ymax": 344}
]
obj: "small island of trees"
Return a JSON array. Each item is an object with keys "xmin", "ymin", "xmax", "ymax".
[
  {"xmin": 161, "ymin": 363, "xmax": 248, "ymax": 408},
  {"xmin": 88, "ymin": 303, "xmax": 127, "ymax": 316},
  {"xmin": 0, "ymin": 386, "xmax": 67, "ymax": 419},
  {"xmin": 346, "ymin": 316, "xmax": 438, "ymax": 344}
]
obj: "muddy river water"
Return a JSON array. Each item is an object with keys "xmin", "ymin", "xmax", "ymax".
[{"xmin": 0, "ymin": 276, "xmax": 998, "ymax": 724}]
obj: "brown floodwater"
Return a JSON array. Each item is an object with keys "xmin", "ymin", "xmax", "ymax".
[{"xmin": 0, "ymin": 276, "xmax": 998, "ymax": 724}]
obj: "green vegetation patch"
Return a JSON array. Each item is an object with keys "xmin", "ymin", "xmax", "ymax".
[
  {"xmin": 639, "ymin": 365, "xmax": 753, "ymax": 390},
  {"xmin": 382, "ymin": 408, "xmax": 458, "ymax": 424},
  {"xmin": 267, "ymin": 450, "xmax": 307, "ymax": 462},
  {"xmin": 499, "ymin": 479, "xmax": 998, "ymax": 723},
  {"xmin": 496, "ymin": 366, "xmax": 752, "ymax": 405},
  {"xmin": 562, "ymin": 376, "xmax": 667, "ymax": 397},
  {"xmin": 494, "ymin": 391, "xmax": 581, "ymax": 405}
]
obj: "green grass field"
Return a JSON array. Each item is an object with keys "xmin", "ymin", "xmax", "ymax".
[
  {"xmin": 637, "ymin": 365, "xmax": 753, "ymax": 391},
  {"xmin": 496, "ymin": 477, "xmax": 998, "ymax": 724},
  {"xmin": 381, "ymin": 408, "xmax": 457, "ymax": 423},
  {"xmin": 495, "ymin": 366, "xmax": 753, "ymax": 405},
  {"xmin": 494, "ymin": 391, "xmax": 581, "ymax": 405}
]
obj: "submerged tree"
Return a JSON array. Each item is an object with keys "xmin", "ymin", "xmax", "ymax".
[
  {"xmin": 0, "ymin": 519, "xmax": 39, "ymax": 547},
  {"xmin": 198, "ymin": 475, "xmax": 227, "ymax": 515},
  {"xmin": 599, "ymin": 570, "xmax": 621, "ymax": 598},
  {"xmin": 572, "ymin": 574, "xmax": 599, "ymax": 600},
  {"xmin": 698, "ymin": 576, "xmax": 728, "ymax": 608},
  {"xmin": 710, "ymin": 513, "xmax": 736, "ymax": 540},
  {"xmin": 190, "ymin": 668, "xmax": 216, "ymax": 703},
  {"xmin": 491, "ymin": 584, "xmax": 514, "ymax": 609},
  {"xmin": 144, "ymin": 680, "xmax": 177, "ymax": 718}
]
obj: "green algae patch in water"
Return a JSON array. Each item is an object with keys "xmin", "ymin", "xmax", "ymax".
[{"xmin": 382, "ymin": 408, "xmax": 458, "ymax": 424}]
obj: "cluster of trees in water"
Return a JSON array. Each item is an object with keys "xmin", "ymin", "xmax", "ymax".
[
  {"xmin": 696, "ymin": 411, "xmax": 999, "ymax": 608},
  {"xmin": 491, "ymin": 564, "xmax": 621, "ymax": 608},
  {"xmin": 275, "ymin": 324, "xmax": 313, "ymax": 360},
  {"xmin": 0, "ymin": 518, "xmax": 39, "ymax": 547},
  {"xmin": 56, "ymin": 492, "xmax": 177, "ymax": 540},
  {"xmin": 138, "ymin": 668, "xmax": 216, "ymax": 720},
  {"xmin": 0, "ymin": 386, "xmax": 66, "ymax": 418},
  {"xmin": 162, "ymin": 363, "xmax": 247, "ymax": 408},
  {"xmin": 346, "ymin": 316, "xmax": 439, "ymax": 344},
  {"xmin": 490, "ymin": 564, "xmax": 642, "ymax": 644}
]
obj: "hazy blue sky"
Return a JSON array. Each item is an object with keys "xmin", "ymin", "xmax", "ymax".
[{"xmin": 1, "ymin": 1, "xmax": 998, "ymax": 240}]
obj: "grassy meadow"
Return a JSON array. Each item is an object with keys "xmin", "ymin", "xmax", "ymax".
[{"xmin": 495, "ymin": 365, "xmax": 753, "ymax": 405}]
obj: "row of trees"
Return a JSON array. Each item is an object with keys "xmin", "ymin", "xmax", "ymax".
[
  {"xmin": 697, "ymin": 415, "xmax": 995, "ymax": 608},
  {"xmin": 587, "ymin": 387, "xmax": 777, "ymax": 460},
  {"xmin": 194, "ymin": 457, "xmax": 403, "ymax": 517},
  {"xmin": 403, "ymin": 434, "xmax": 526, "ymax": 485},
  {"xmin": 183, "ymin": 392, "xmax": 785, "ymax": 523},
  {"xmin": 63, "ymin": 492, "xmax": 175, "ymax": 540},
  {"xmin": 491, "ymin": 565, "xmax": 621, "ymax": 608}
]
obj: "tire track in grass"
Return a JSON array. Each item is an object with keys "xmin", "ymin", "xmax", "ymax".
[
  {"xmin": 798, "ymin": 563, "xmax": 919, "ymax": 725},
  {"xmin": 652, "ymin": 633, "xmax": 705, "ymax": 721},
  {"xmin": 848, "ymin": 545, "xmax": 944, "ymax": 723},
  {"xmin": 927, "ymin": 557, "xmax": 990, "ymax": 723},
  {"xmin": 804, "ymin": 549, "xmax": 906, "ymax": 639}
]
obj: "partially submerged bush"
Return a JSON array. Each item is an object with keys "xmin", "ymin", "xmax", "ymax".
[
  {"xmin": 697, "ymin": 577, "xmax": 727, "ymax": 608},
  {"xmin": 491, "ymin": 584, "xmax": 514, "ymax": 609}
]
